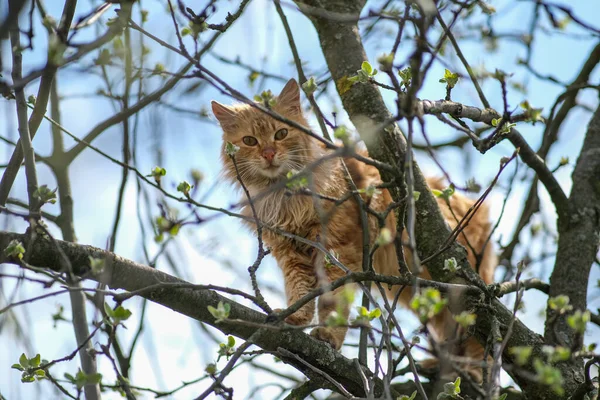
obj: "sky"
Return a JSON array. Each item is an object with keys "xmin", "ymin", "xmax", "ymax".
[{"xmin": 1, "ymin": 0, "xmax": 599, "ymax": 398}]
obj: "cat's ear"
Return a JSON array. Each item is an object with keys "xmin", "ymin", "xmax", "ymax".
[
  {"xmin": 277, "ymin": 78, "xmax": 301, "ymax": 114},
  {"xmin": 211, "ymin": 101, "xmax": 238, "ymax": 130}
]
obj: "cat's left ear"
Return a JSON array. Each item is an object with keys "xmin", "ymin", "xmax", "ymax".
[{"xmin": 277, "ymin": 78, "xmax": 301, "ymax": 114}]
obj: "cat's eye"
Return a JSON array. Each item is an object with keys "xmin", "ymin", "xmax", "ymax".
[
  {"xmin": 274, "ymin": 128, "xmax": 288, "ymax": 140},
  {"xmin": 242, "ymin": 136, "xmax": 258, "ymax": 146}
]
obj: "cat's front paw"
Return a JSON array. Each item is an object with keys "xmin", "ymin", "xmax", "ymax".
[{"xmin": 310, "ymin": 327, "xmax": 343, "ymax": 350}]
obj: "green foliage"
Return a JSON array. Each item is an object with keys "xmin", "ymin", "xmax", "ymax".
[
  {"xmin": 443, "ymin": 257, "xmax": 459, "ymax": 273},
  {"xmin": 410, "ymin": 288, "xmax": 448, "ymax": 324},
  {"xmin": 207, "ymin": 301, "xmax": 231, "ymax": 323},
  {"xmin": 357, "ymin": 185, "xmax": 381, "ymax": 199},
  {"xmin": 542, "ymin": 345, "xmax": 571, "ymax": 363},
  {"xmin": 148, "ymin": 166, "xmax": 166, "ymax": 184},
  {"xmin": 253, "ymin": 90, "xmax": 276, "ymax": 107},
  {"xmin": 520, "ymin": 100, "xmax": 544, "ymax": 124},
  {"xmin": 533, "ymin": 358, "xmax": 564, "ymax": 395},
  {"xmin": 509, "ymin": 346, "xmax": 533, "ymax": 366},
  {"xmin": 478, "ymin": 1, "xmax": 496, "ymax": 14},
  {"xmin": 431, "ymin": 184, "xmax": 454, "ymax": 202},
  {"xmin": 217, "ymin": 336, "xmax": 236, "ymax": 361},
  {"xmin": 247, "ymin": 71, "xmax": 260, "ymax": 85},
  {"xmin": 376, "ymin": 227, "xmax": 393, "ymax": 246},
  {"xmin": 333, "ymin": 125, "xmax": 350, "ymax": 144},
  {"xmin": 51, "ymin": 304, "xmax": 67, "ymax": 328},
  {"xmin": 439, "ymin": 69, "xmax": 459, "ymax": 89},
  {"xmin": 348, "ymin": 61, "xmax": 378, "ymax": 84},
  {"xmin": 412, "ymin": 190, "xmax": 421, "ymax": 201},
  {"xmin": 95, "ymin": 48, "xmax": 111, "ymax": 66},
  {"xmin": 353, "ymin": 306, "xmax": 382, "ymax": 325},
  {"xmin": 181, "ymin": 20, "xmax": 208, "ymax": 38},
  {"xmin": 302, "ymin": 77, "xmax": 318, "ymax": 96},
  {"xmin": 5, "ymin": 240, "xmax": 25, "ymax": 260},
  {"xmin": 465, "ymin": 178, "xmax": 481, "ymax": 193},
  {"xmin": 398, "ymin": 67, "xmax": 412, "ymax": 90},
  {"xmin": 33, "ymin": 185, "xmax": 57, "ymax": 206},
  {"xmin": 27, "ymin": 95, "xmax": 36, "ymax": 105},
  {"xmin": 225, "ymin": 142, "xmax": 240, "ymax": 156},
  {"xmin": 286, "ymin": 171, "xmax": 308, "ymax": 190},
  {"xmin": 12, "ymin": 353, "xmax": 46, "ymax": 383},
  {"xmin": 548, "ymin": 295, "xmax": 572, "ymax": 314},
  {"xmin": 490, "ymin": 117, "xmax": 516, "ymax": 134},
  {"xmin": 437, "ymin": 377, "xmax": 462, "ymax": 399},
  {"xmin": 324, "ymin": 250, "xmax": 340, "ymax": 269},
  {"xmin": 88, "ymin": 256, "xmax": 105, "ymax": 274},
  {"xmin": 377, "ymin": 52, "xmax": 394, "ymax": 71},
  {"xmin": 104, "ymin": 303, "xmax": 132, "ymax": 326},
  {"xmin": 397, "ymin": 390, "xmax": 417, "ymax": 400},
  {"xmin": 567, "ymin": 310, "xmax": 590, "ymax": 334},
  {"xmin": 326, "ymin": 311, "xmax": 348, "ymax": 327},
  {"xmin": 191, "ymin": 169, "xmax": 204, "ymax": 186},
  {"xmin": 154, "ymin": 214, "xmax": 181, "ymax": 243},
  {"xmin": 453, "ymin": 311, "xmax": 476, "ymax": 328},
  {"xmin": 152, "ymin": 63, "xmax": 166, "ymax": 76},
  {"xmin": 177, "ymin": 180, "xmax": 193, "ymax": 197},
  {"xmin": 205, "ymin": 363, "xmax": 217, "ymax": 375},
  {"xmin": 64, "ymin": 369, "xmax": 102, "ymax": 390}
]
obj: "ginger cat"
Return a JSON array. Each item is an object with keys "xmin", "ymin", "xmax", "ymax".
[{"xmin": 212, "ymin": 79, "xmax": 496, "ymax": 380}]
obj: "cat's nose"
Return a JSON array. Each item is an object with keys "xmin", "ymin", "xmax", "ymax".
[{"xmin": 262, "ymin": 147, "xmax": 276, "ymax": 163}]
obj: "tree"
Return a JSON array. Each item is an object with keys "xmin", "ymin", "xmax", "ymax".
[{"xmin": 0, "ymin": 0, "xmax": 599, "ymax": 399}]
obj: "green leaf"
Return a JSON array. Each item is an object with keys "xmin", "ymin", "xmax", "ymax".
[
  {"xmin": 19, "ymin": 353, "xmax": 29, "ymax": 368},
  {"xmin": 376, "ymin": 227, "xmax": 393, "ymax": 246},
  {"xmin": 509, "ymin": 346, "xmax": 532, "ymax": 366},
  {"xmin": 177, "ymin": 181, "xmax": 193, "ymax": 197},
  {"xmin": 377, "ymin": 52, "xmax": 394, "ymax": 70},
  {"xmin": 398, "ymin": 390, "xmax": 417, "ymax": 400},
  {"xmin": 205, "ymin": 363, "xmax": 217, "ymax": 375},
  {"xmin": 227, "ymin": 335, "xmax": 236, "ymax": 348},
  {"xmin": 11, "ymin": 364, "xmax": 24, "ymax": 371},
  {"xmin": 33, "ymin": 185, "xmax": 58, "ymax": 205},
  {"xmin": 444, "ymin": 257, "xmax": 459, "ymax": 273},
  {"xmin": 567, "ymin": 310, "xmax": 590, "ymax": 334},
  {"xmin": 225, "ymin": 142, "xmax": 240, "ymax": 156},
  {"xmin": 412, "ymin": 191, "xmax": 420, "ymax": 201},
  {"xmin": 333, "ymin": 125, "xmax": 349, "ymax": 143},
  {"xmin": 89, "ymin": 257, "xmax": 105, "ymax": 274},
  {"xmin": 95, "ymin": 49, "xmax": 111, "ymax": 66},
  {"xmin": 4, "ymin": 239, "xmax": 25, "ymax": 260},
  {"xmin": 453, "ymin": 311, "xmax": 476, "ymax": 328},
  {"xmin": 248, "ymin": 71, "xmax": 260, "ymax": 85},
  {"xmin": 31, "ymin": 354, "xmax": 41, "ymax": 367},
  {"xmin": 410, "ymin": 288, "xmax": 448, "ymax": 324},
  {"xmin": 301, "ymin": 77, "xmax": 318, "ymax": 96},
  {"xmin": 548, "ymin": 295, "xmax": 572, "ymax": 314},
  {"xmin": 361, "ymin": 61, "xmax": 373, "ymax": 75}
]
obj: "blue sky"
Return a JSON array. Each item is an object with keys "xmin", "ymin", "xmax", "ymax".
[{"xmin": 1, "ymin": 0, "xmax": 599, "ymax": 398}]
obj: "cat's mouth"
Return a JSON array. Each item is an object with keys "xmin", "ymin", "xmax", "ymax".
[{"xmin": 260, "ymin": 164, "xmax": 284, "ymax": 178}]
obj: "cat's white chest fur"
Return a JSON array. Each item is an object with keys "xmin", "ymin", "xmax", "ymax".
[{"xmin": 243, "ymin": 186, "xmax": 317, "ymax": 233}]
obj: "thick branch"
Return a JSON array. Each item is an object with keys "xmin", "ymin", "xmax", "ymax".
[
  {"xmin": 298, "ymin": 2, "xmax": 575, "ymax": 398},
  {"xmin": 544, "ymin": 104, "xmax": 600, "ymax": 386},
  {"xmin": 0, "ymin": 232, "xmax": 387, "ymax": 398}
]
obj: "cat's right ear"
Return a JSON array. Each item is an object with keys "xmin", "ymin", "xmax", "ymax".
[{"xmin": 211, "ymin": 101, "xmax": 237, "ymax": 130}]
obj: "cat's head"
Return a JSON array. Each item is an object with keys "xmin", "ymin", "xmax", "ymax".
[{"xmin": 212, "ymin": 79, "xmax": 320, "ymax": 187}]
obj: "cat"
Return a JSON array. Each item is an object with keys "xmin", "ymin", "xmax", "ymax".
[{"xmin": 212, "ymin": 79, "xmax": 496, "ymax": 381}]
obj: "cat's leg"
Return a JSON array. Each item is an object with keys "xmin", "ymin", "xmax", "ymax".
[
  {"xmin": 310, "ymin": 285, "xmax": 351, "ymax": 350},
  {"xmin": 279, "ymin": 254, "xmax": 317, "ymax": 326},
  {"xmin": 310, "ymin": 248, "xmax": 358, "ymax": 350}
]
